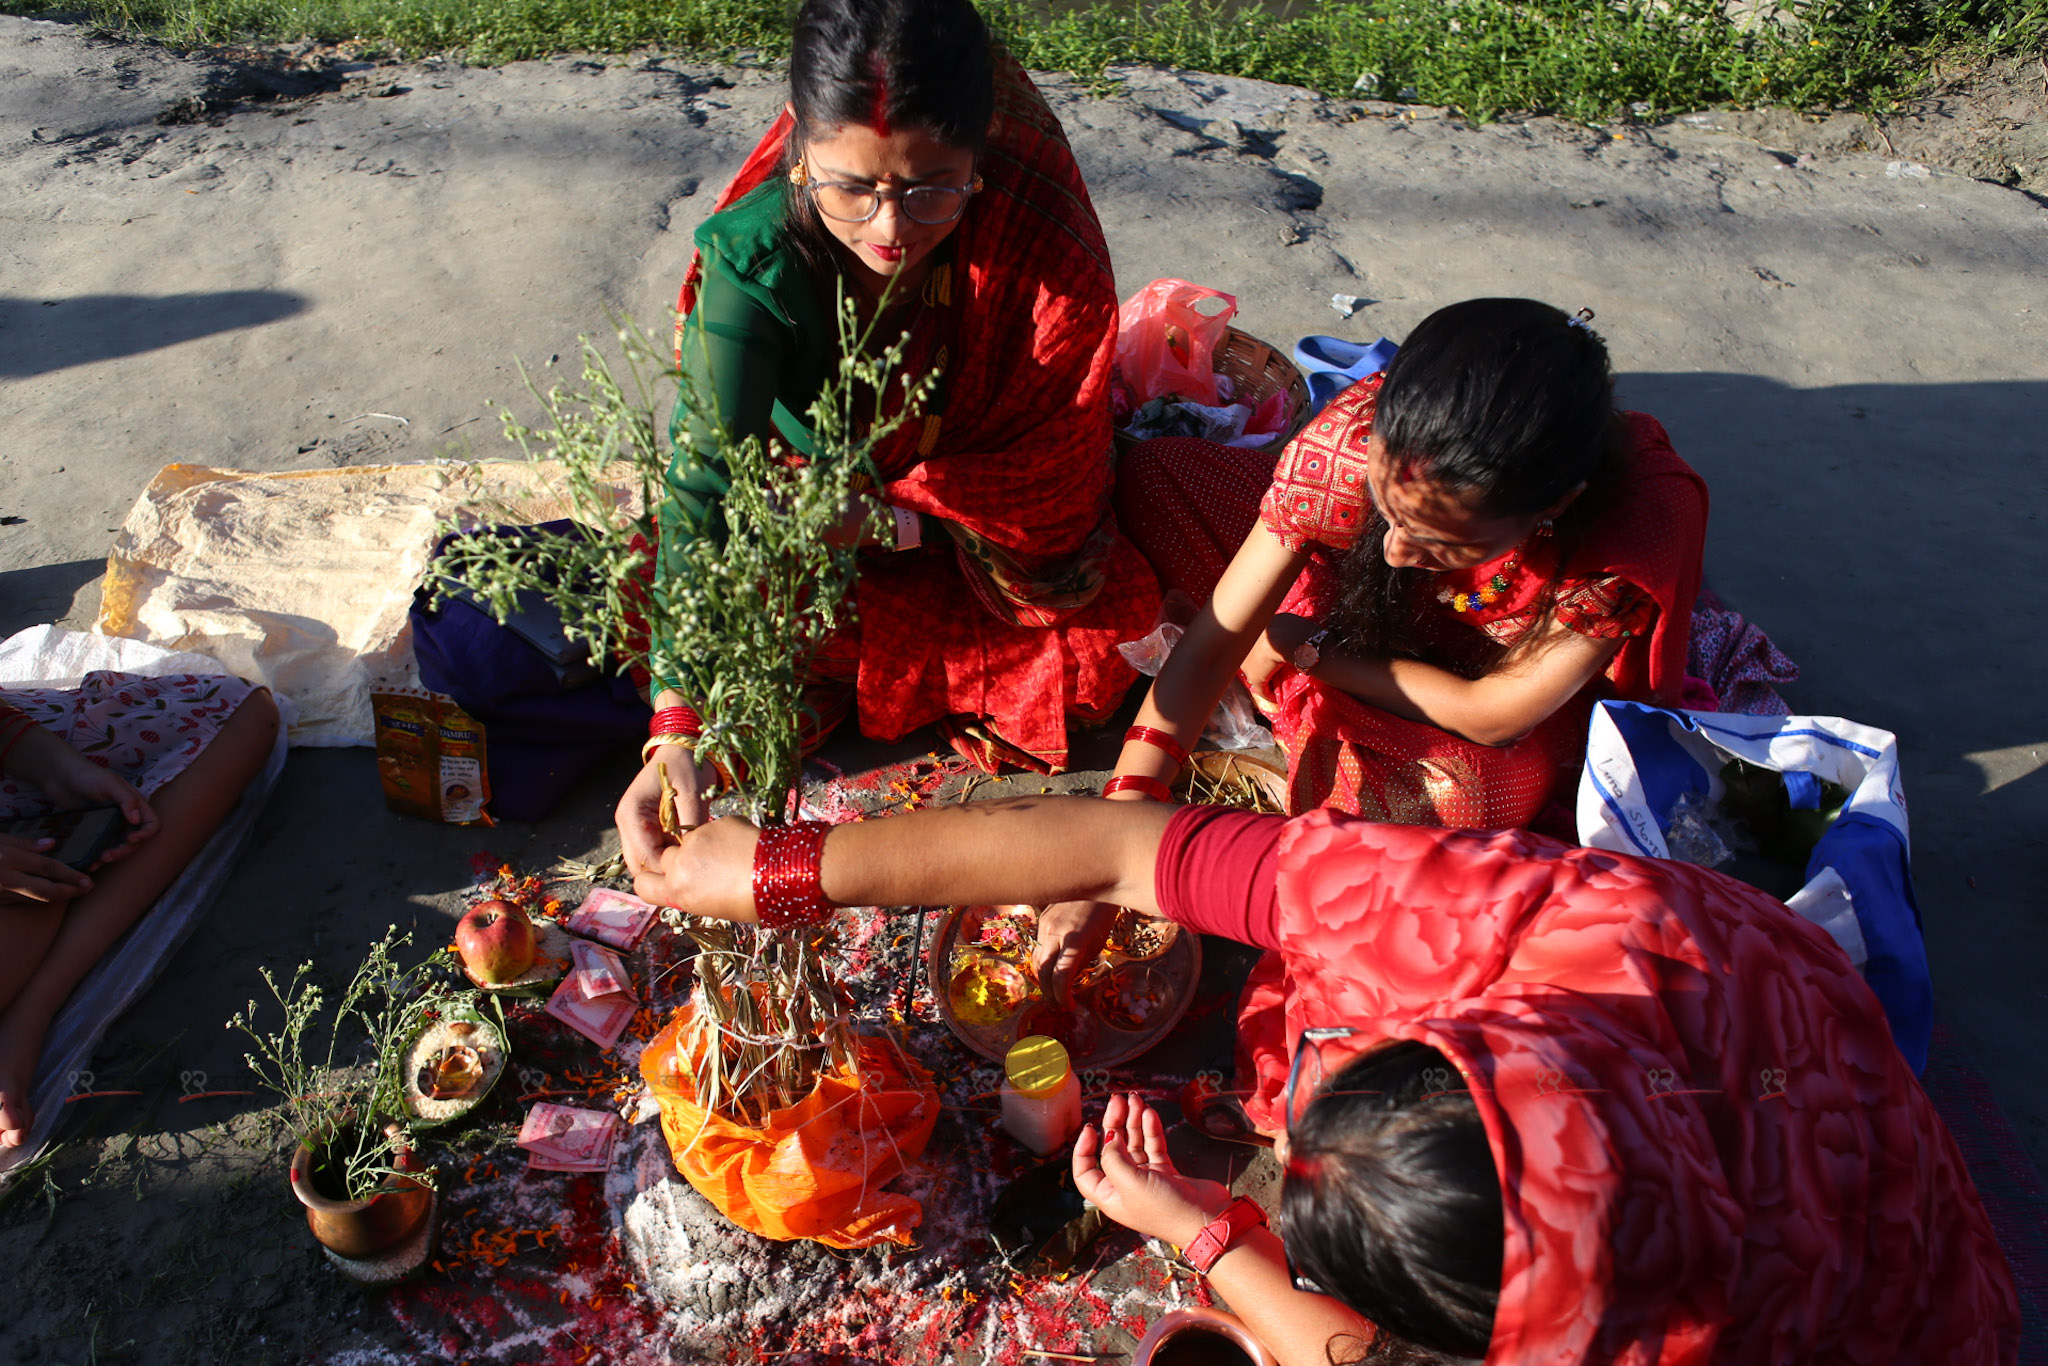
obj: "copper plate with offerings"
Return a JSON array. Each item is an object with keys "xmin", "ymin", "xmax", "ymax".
[{"xmin": 928, "ymin": 903, "xmax": 1201, "ymax": 1067}]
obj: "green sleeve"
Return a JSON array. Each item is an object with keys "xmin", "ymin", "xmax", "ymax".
[{"xmin": 663, "ymin": 249, "xmax": 791, "ymax": 543}]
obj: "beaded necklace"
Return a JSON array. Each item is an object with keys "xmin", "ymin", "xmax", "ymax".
[{"xmin": 1438, "ymin": 554, "xmax": 1520, "ymax": 613}]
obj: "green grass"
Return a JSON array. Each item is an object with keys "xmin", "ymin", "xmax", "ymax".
[{"xmin": 5, "ymin": 0, "xmax": 2045, "ymax": 121}]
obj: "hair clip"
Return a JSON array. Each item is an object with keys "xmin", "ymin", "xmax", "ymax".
[{"xmin": 1567, "ymin": 307, "xmax": 1596, "ymax": 330}]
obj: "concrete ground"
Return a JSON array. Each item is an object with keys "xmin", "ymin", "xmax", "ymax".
[{"xmin": 1, "ymin": 16, "xmax": 2044, "ymax": 1363}]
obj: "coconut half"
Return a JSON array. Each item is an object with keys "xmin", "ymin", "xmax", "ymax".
[{"xmin": 402, "ymin": 1011, "xmax": 509, "ymax": 1126}]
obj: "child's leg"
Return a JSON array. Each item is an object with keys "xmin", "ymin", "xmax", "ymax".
[{"xmin": 0, "ymin": 688, "xmax": 279, "ymax": 1146}]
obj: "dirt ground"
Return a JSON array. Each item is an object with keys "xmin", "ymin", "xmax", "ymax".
[{"xmin": 1, "ymin": 17, "xmax": 2045, "ymax": 1364}]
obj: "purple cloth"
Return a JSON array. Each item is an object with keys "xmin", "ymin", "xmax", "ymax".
[{"xmin": 1686, "ymin": 590, "xmax": 1800, "ymax": 715}]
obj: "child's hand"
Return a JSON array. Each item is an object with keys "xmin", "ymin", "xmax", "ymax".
[
  {"xmin": 1241, "ymin": 613, "xmax": 1321, "ymax": 705},
  {"xmin": 32, "ymin": 754, "xmax": 157, "ymax": 865},
  {"xmin": 0, "ymin": 832, "xmax": 92, "ymax": 906},
  {"xmin": 1072, "ymin": 1092, "xmax": 1232, "ymax": 1248}
]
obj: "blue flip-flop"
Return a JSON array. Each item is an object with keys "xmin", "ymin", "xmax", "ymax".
[{"xmin": 1293, "ymin": 335, "xmax": 1399, "ymax": 415}]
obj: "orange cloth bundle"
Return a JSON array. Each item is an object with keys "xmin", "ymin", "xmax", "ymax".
[{"xmin": 640, "ymin": 1010, "xmax": 939, "ymax": 1249}]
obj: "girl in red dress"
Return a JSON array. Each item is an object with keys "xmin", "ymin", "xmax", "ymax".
[{"xmin": 1040, "ymin": 299, "xmax": 1708, "ymax": 996}]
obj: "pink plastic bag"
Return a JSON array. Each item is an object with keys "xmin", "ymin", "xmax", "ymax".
[{"xmin": 1116, "ymin": 279, "xmax": 1237, "ymax": 406}]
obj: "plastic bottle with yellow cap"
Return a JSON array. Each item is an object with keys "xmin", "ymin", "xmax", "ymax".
[{"xmin": 1000, "ymin": 1034, "xmax": 1084, "ymax": 1156}]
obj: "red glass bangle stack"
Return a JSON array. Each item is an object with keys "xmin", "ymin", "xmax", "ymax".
[
  {"xmin": 1124, "ymin": 725, "xmax": 1189, "ymax": 767},
  {"xmin": 1102, "ymin": 774, "xmax": 1175, "ymax": 802},
  {"xmin": 752, "ymin": 821, "xmax": 835, "ymax": 931},
  {"xmin": 648, "ymin": 705, "xmax": 704, "ymax": 740},
  {"xmin": 1103, "ymin": 724, "xmax": 1187, "ymax": 802},
  {"xmin": 644, "ymin": 704, "xmax": 710, "ymax": 767}
]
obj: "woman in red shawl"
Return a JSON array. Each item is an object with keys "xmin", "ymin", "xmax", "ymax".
[
  {"xmin": 1037, "ymin": 298, "xmax": 1706, "ymax": 998},
  {"xmin": 616, "ymin": 0, "xmax": 1158, "ymax": 867},
  {"xmin": 641, "ymin": 798, "xmax": 2019, "ymax": 1366}
]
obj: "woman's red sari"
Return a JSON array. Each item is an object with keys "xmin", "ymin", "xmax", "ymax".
[
  {"xmin": 1228, "ymin": 810, "xmax": 2020, "ymax": 1364},
  {"xmin": 675, "ymin": 57, "xmax": 1159, "ymax": 771}
]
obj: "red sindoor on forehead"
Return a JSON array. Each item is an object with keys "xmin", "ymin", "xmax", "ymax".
[{"xmin": 866, "ymin": 54, "xmax": 892, "ymax": 137}]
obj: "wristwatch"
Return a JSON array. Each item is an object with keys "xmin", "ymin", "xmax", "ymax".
[
  {"xmin": 1291, "ymin": 628, "xmax": 1331, "ymax": 672},
  {"xmin": 1181, "ymin": 1196, "xmax": 1268, "ymax": 1275}
]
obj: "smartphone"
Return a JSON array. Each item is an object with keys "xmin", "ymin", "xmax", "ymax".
[{"xmin": 1, "ymin": 806, "xmax": 132, "ymax": 871}]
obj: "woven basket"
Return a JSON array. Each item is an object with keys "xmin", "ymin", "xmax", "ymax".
[{"xmin": 1114, "ymin": 325, "xmax": 1311, "ymax": 458}]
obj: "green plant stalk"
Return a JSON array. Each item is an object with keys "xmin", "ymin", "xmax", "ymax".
[
  {"xmin": 431, "ymin": 285, "xmax": 933, "ymax": 825},
  {"xmin": 228, "ymin": 927, "xmax": 465, "ymax": 1202}
]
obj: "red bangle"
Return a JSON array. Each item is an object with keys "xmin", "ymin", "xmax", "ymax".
[
  {"xmin": 1123, "ymin": 725, "xmax": 1189, "ymax": 769},
  {"xmin": 649, "ymin": 705, "xmax": 703, "ymax": 739},
  {"xmin": 1102, "ymin": 774, "xmax": 1174, "ymax": 803},
  {"xmin": 751, "ymin": 821, "xmax": 835, "ymax": 931}
]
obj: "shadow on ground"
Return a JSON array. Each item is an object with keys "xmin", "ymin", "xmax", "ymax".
[
  {"xmin": 0, "ymin": 559, "xmax": 102, "ymax": 637},
  {"xmin": 0, "ymin": 292, "xmax": 307, "ymax": 378}
]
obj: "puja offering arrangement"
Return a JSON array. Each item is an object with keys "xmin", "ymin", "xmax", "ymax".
[
  {"xmin": 931, "ymin": 904, "xmax": 1202, "ymax": 1068},
  {"xmin": 430, "ymin": 300, "xmax": 945, "ymax": 1243},
  {"xmin": 517, "ymin": 1102, "xmax": 623, "ymax": 1174},
  {"xmin": 372, "ymin": 687, "xmax": 492, "ymax": 825}
]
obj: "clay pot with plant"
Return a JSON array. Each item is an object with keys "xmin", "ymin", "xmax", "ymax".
[{"xmin": 230, "ymin": 927, "xmax": 463, "ymax": 1261}]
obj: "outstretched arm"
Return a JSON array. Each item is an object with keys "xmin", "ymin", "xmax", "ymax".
[{"xmin": 636, "ymin": 795, "xmax": 1177, "ymax": 923}]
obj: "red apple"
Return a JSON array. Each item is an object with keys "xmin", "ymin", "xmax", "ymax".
[{"xmin": 456, "ymin": 898, "xmax": 537, "ymax": 986}]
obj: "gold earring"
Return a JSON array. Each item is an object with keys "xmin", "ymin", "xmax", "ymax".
[{"xmin": 788, "ymin": 162, "xmax": 808, "ymax": 187}]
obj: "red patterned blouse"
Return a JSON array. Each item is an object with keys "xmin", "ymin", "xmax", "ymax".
[{"xmin": 1256, "ymin": 373, "xmax": 1708, "ymax": 705}]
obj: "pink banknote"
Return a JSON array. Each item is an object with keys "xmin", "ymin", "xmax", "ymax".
[
  {"xmin": 563, "ymin": 887, "xmax": 659, "ymax": 951},
  {"xmin": 569, "ymin": 938, "xmax": 634, "ymax": 1003},
  {"xmin": 517, "ymin": 1102, "xmax": 619, "ymax": 1170},
  {"xmin": 545, "ymin": 971, "xmax": 636, "ymax": 1050}
]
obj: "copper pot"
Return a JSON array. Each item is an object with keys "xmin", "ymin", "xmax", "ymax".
[
  {"xmin": 288, "ymin": 1125, "xmax": 432, "ymax": 1261},
  {"xmin": 1131, "ymin": 1308, "xmax": 1280, "ymax": 1366}
]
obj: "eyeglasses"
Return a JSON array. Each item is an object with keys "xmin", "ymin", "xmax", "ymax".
[
  {"xmin": 1283, "ymin": 1025, "xmax": 1362, "ymax": 1132},
  {"xmin": 1280, "ymin": 1025, "xmax": 1362, "ymax": 1295},
  {"xmin": 791, "ymin": 163, "xmax": 983, "ymax": 226}
]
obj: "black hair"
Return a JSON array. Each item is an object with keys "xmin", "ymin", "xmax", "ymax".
[
  {"xmin": 782, "ymin": 0, "xmax": 995, "ymax": 282},
  {"xmin": 1281, "ymin": 1040, "xmax": 1503, "ymax": 1366},
  {"xmin": 1330, "ymin": 298, "xmax": 1624, "ymax": 669}
]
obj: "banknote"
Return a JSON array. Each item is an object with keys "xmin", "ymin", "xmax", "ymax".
[
  {"xmin": 545, "ymin": 971, "xmax": 636, "ymax": 1050},
  {"xmin": 563, "ymin": 887, "xmax": 659, "ymax": 951},
  {"xmin": 517, "ymin": 1102, "xmax": 619, "ymax": 1167},
  {"xmin": 569, "ymin": 938, "xmax": 634, "ymax": 1003},
  {"xmin": 526, "ymin": 1148, "xmax": 615, "ymax": 1174}
]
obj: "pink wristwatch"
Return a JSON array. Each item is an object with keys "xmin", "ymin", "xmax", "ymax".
[{"xmin": 1181, "ymin": 1196, "xmax": 1268, "ymax": 1275}]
